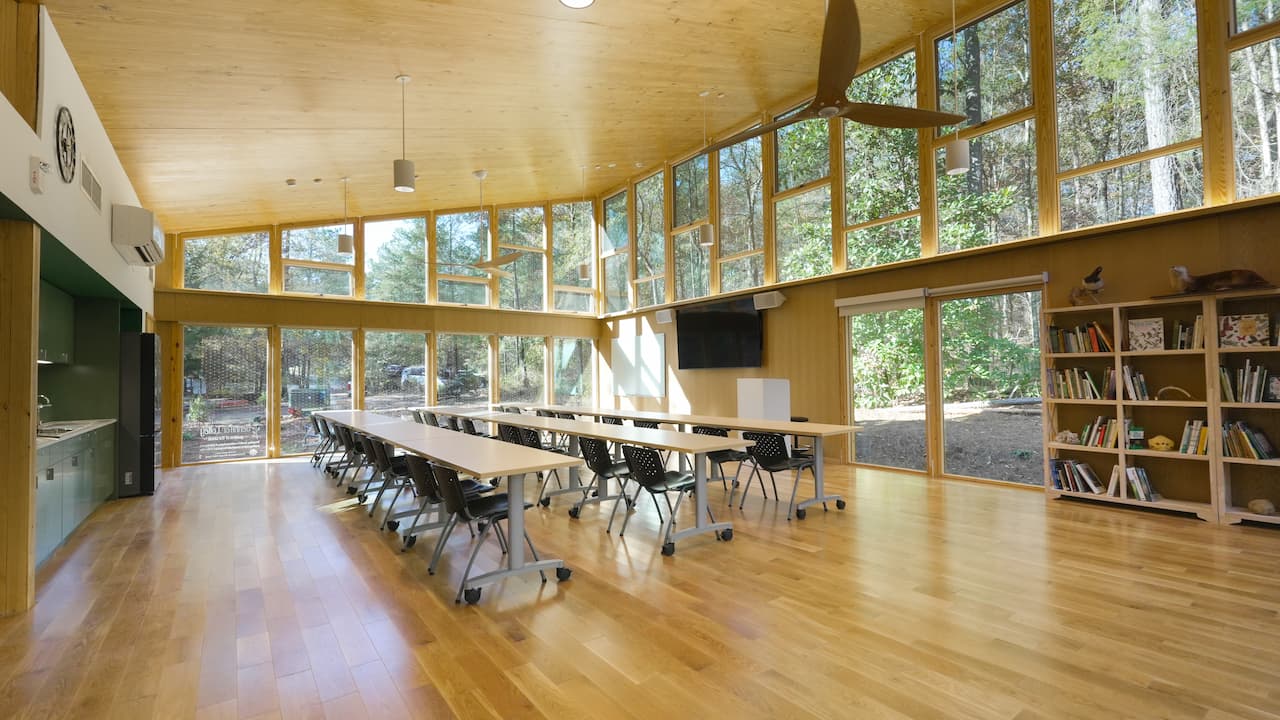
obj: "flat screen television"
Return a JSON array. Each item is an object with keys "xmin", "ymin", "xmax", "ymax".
[{"xmin": 676, "ymin": 298, "xmax": 763, "ymax": 369}]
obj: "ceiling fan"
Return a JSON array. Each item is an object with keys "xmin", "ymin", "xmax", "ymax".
[
  {"xmin": 703, "ymin": 0, "xmax": 966, "ymax": 154},
  {"xmin": 430, "ymin": 169, "xmax": 518, "ymax": 278}
]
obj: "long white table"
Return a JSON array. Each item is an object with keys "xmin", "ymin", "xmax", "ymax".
[
  {"xmin": 316, "ymin": 410, "xmax": 582, "ymax": 602},
  {"xmin": 433, "ymin": 408, "xmax": 752, "ymax": 553},
  {"xmin": 525, "ymin": 404, "xmax": 856, "ymax": 519}
]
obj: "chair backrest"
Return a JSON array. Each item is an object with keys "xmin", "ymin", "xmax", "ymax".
[
  {"xmin": 411, "ymin": 410, "xmax": 425, "ymax": 424},
  {"xmin": 555, "ymin": 412, "xmax": 576, "ymax": 420},
  {"xmin": 633, "ymin": 420, "xmax": 659, "ymax": 429},
  {"xmin": 602, "ymin": 416, "xmax": 623, "ymax": 426},
  {"xmin": 370, "ymin": 439, "xmax": 396, "ymax": 474},
  {"xmin": 579, "ymin": 437, "xmax": 615, "ymax": 475},
  {"xmin": 497, "ymin": 424, "xmax": 522, "ymax": 444},
  {"xmin": 535, "ymin": 409, "xmax": 553, "ymax": 417},
  {"xmin": 404, "ymin": 455, "xmax": 442, "ymax": 503},
  {"xmin": 309, "ymin": 415, "xmax": 322, "ymax": 436},
  {"xmin": 742, "ymin": 431, "xmax": 789, "ymax": 466},
  {"xmin": 445, "ymin": 415, "xmax": 461, "ymax": 431},
  {"xmin": 348, "ymin": 430, "xmax": 366, "ymax": 457},
  {"xmin": 621, "ymin": 445, "xmax": 665, "ymax": 488},
  {"xmin": 422, "ymin": 411, "xmax": 440, "ymax": 427},
  {"xmin": 315, "ymin": 416, "xmax": 333, "ymax": 440},
  {"xmin": 518, "ymin": 427, "xmax": 543, "ymax": 449},
  {"xmin": 431, "ymin": 463, "xmax": 471, "ymax": 518},
  {"xmin": 504, "ymin": 406, "xmax": 523, "ymax": 414},
  {"xmin": 692, "ymin": 425, "xmax": 729, "ymax": 437},
  {"xmin": 361, "ymin": 435, "xmax": 384, "ymax": 470},
  {"xmin": 461, "ymin": 417, "xmax": 480, "ymax": 436}
]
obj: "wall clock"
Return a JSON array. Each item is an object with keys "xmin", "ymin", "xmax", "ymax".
[{"xmin": 55, "ymin": 106, "xmax": 76, "ymax": 183}]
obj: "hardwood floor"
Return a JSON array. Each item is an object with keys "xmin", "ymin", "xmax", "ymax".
[{"xmin": 3, "ymin": 458, "xmax": 1279, "ymax": 719}]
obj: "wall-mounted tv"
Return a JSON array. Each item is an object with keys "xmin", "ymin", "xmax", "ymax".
[{"xmin": 675, "ymin": 298, "xmax": 763, "ymax": 369}]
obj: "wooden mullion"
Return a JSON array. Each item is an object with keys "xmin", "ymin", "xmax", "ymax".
[
  {"xmin": 917, "ymin": 36, "xmax": 940, "ymax": 259},
  {"xmin": 1030, "ymin": 0, "xmax": 1061, "ymax": 236},
  {"xmin": 1201, "ymin": 0, "xmax": 1236, "ymax": 205}
]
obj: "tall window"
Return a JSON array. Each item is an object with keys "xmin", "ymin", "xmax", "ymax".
[
  {"xmin": 497, "ymin": 206, "xmax": 546, "ymax": 312},
  {"xmin": 551, "ymin": 201, "xmax": 594, "ymax": 313},
  {"xmin": 673, "ymin": 228, "xmax": 710, "ymax": 301},
  {"xmin": 673, "ymin": 155, "xmax": 710, "ymax": 228},
  {"xmin": 776, "ymin": 185, "xmax": 833, "ymax": 283},
  {"xmin": 436, "ymin": 334, "xmax": 490, "ymax": 404},
  {"xmin": 182, "ymin": 326, "xmax": 268, "ymax": 463},
  {"xmin": 1054, "ymin": 0, "xmax": 1202, "ymax": 230},
  {"xmin": 282, "ymin": 224, "xmax": 354, "ymax": 296},
  {"xmin": 280, "ymin": 329, "xmax": 352, "ymax": 454},
  {"xmin": 363, "ymin": 331, "xmax": 427, "ymax": 411},
  {"xmin": 634, "ymin": 172, "xmax": 666, "ymax": 307},
  {"xmin": 718, "ymin": 136, "xmax": 765, "ymax": 293},
  {"xmin": 775, "ymin": 106, "xmax": 830, "ymax": 192},
  {"xmin": 553, "ymin": 337, "xmax": 593, "ymax": 407},
  {"xmin": 936, "ymin": 2, "xmax": 1038, "ymax": 250},
  {"xmin": 183, "ymin": 231, "xmax": 269, "ymax": 293},
  {"xmin": 435, "ymin": 210, "xmax": 490, "ymax": 305},
  {"xmin": 365, "ymin": 217, "xmax": 426, "ymax": 304},
  {"xmin": 498, "ymin": 336, "xmax": 545, "ymax": 403},
  {"xmin": 848, "ymin": 309, "xmax": 925, "ymax": 471},
  {"xmin": 1231, "ymin": 2, "xmax": 1280, "ymax": 200},
  {"xmin": 845, "ymin": 52, "xmax": 920, "ymax": 268},
  {"xmin": 602, "ymin": 191, "xmax": 631, "ymax": 314}
]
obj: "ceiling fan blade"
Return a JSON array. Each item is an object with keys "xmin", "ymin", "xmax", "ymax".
[
  {"xmin": 813, "ymin": 0, "xmax": 862, "ymax": 107},
  {"xmin": 839, "ymin": 103, "xmax": 966, "ymax": 128},
  {"xmin": 703, "ymin": 112, "xmax": 815, "ymax": 155},
  {"xmin": 472, "ymin": 251, "xmax": 523, "ymax": 270}
]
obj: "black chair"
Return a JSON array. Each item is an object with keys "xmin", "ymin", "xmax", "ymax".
[
  {"xmin": 579, "ymin": 437, "xmax": 633, "ymax": 530},
  {"xmin": 691, "ymin": 426, "xmax": 749, "ymax": 493},
  {"xmin": 600, "ymin": 415, "xmax": 624, "ymax": 455},
  {"xmin": 740, "ymin": 431, "xmax": 815, "ymax": 520},
  {"xmin": 631, "ymin": 420, "xmax": 671, "ymax": 465},
  {"xmin": 555, "ymin": 412, "xmax": 577, "ymax": 420},
  {"xmin": 535, "ymin": 409, "xmax": 554, "ymax": 418},
  {"xmin": 519, "ymin": 427, "xmax": 566, "ymax": 507},
  {"xmin": 355, "ymin": 435, "xmax": 401, "ymax": 509},
  {"xmin": 432, "ymin": 463, "xmax": 544, "ymax": 604},
  {"xmin": 310, "ymin": 416, "xmax": 334, "ymax": 466},
  {"xmin": 337, "ymin": 427, "xmax": 372, "ymax": 490},
  {"xmin": 399, "ymin": 455, "xmax": 494, "ymax": 551},
  {"xmin": 789, "ymin": 416, "xmax": 814, "ymax": 458},
  {"xmin": 444, "ymin": 415, "xmax": 461, "ymax": 432},
  {"xmin": 411, "ymin": 410, "xmax": 425, "ymax": 424},
  {"xmin": 497, "ymin": 423, "xmax": 523, "ymax": 445},
  {"xmin": 461, "ymin": 417, "xmax": 492, "ymax": 438},
  {"xmin": 421, "ymin": 410, "xmax": 441, "ymax": 427},
  {"xmin": 366, "ymin": 440, "xmax": 414, "ymax": 528},
  {"xmin": 620, "ymin": 445, "xmax": 719, "ymax": 555}
]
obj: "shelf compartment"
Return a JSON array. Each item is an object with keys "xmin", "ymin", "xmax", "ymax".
[
  {"xmin": 1047, "ymin": 442, "xmax": 1118, "ymax": 454},
  {"xmin": 1125, "ymin": 448, "xmax": 1209, "ymax": 461},
  {"xmin": 1049, "ymin": 488, "xmax": 1215, "ymax": 521},
  {"xmin": 1121, "ymin": 400, "xmax": 1207, "ymax": 408},
  {"xmin": 1223, "ymin": 508, "xmax": 1280, "ymax": 526}
]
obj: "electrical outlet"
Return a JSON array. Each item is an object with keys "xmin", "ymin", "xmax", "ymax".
[{"xmin": 124, "ymin": 471, "xmax": 134, "ymax": 486}]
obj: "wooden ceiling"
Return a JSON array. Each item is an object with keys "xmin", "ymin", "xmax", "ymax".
[{"xmin": 43, "ymin": 0, "xmax": 990, "ymax": 233}]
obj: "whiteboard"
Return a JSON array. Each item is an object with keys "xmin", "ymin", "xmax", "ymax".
[{"xmin": 611, "ymin": 333, "xmax": 666, "ymax": 398}]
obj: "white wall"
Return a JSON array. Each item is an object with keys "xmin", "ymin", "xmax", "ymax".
[{"xmin": 0, "ymin": 8, "xmax": 152, "ymax": 313}]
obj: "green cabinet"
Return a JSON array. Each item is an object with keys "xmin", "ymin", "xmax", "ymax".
[
  {"xmin": 35, "ymin": 424, "xmax": 116, "ymax": 567},
  {"xmin": 38, "ymin": 281, "xmax": 75, "ymax": 364}
]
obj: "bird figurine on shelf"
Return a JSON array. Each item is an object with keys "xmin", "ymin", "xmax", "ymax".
[
  {"xmin": 1069, "ymin": 266, "xmax": 1104, "ymax": 306},
  {"xmin": 1169, "ymin": 265, "xmax": 1271, "ymax": 294}
]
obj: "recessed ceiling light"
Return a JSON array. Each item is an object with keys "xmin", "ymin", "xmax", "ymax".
[
  {"xmin": 285, "ymin": 178, "xmax": 297, "ymax": 186},
  {"xmin": 607, "ymin": 162, "xmax": 617, "ymax": 168},
  {"xmin": 313, "ymin": 178, "xmax": 322, "ymax": 183},
  {"xmin": 560, "ymin": 0, "xmax": 594, "ymax": 8},
  {"xmin": 634, "ymin": 162, "xmax": 644, "ymax": 168}
]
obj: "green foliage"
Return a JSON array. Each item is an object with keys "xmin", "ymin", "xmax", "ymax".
[
  {"xmin": 552, "ymin": 201, "xmax": 592, "ymax": 288},
  {"xmin": 187, "ymin": 395, "xmax": 209, "ymax": 423},
  {"xmin": 635, "ymin": 172, "xmax": 665, "ymax": 285},
  {"xmin": 436, "ymin": 210, "xmax": 488, "ymax": 277},
  {"xmin": 673, "ymin": 155, "xmax": 709, "ymax": 228},
  {"xmin": 499, "ymin": 336, "xmax": 544, "ymax": 402},
  {"xmin": 366, "ymin": 217, "xmax": 426, "ymax": 303},
  {"xmin": 553, "ymin": 338, "xmax": 592, "ymax": 405},
  {"xmin": 184, "ymin": 232, "xmax": 269, "ymax": 293},
  {"xmin": 776, "ymin": 116, "xmax": 829, "ymax": 192},
  {"xmin": 673, "ymin": 228, "xmax": 709, "ymax": 301},
  {"xmin": 719, "ymin": 136, "xmax": 764, "ymax": 257}
]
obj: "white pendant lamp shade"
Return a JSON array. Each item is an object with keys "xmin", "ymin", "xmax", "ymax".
[
  {"xmin": 338, "ymin": 177, "xmax": 354, "ymax": 253},
  {"xmin": 578, "ymin": 261, "xmax": 591, "ymax": 281},
  {"xmin": 338, "ymin": 232, "xmax": 354, "ymax": 254},
  {"xmin": 560, "ymin": 0, "xmax": 594, "ymax": 7},
  {"xmin": 698, "ymin": 223, "xmax": 715, "ymax": 247},
  {"xmin": 394, "ymin": 158, "xmax": 415, "ymax": 192},
  {"xmin": 944, "ymin": 137, "xmax": 970, "ymax": 176}
]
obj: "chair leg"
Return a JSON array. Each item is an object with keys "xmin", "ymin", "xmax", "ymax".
[
  {"xmin": 493, "ymin": 518, "xmax": 509, "ymax": 554},
  {"xmin": 456, "ymin": 520, "xmax": 494, "ymax": 603},
  {"xmin": 768, "ymin": 471, "xmax": 780, "ymax": 501},
  {"xmin": 523, "ymin": 531, "xmax": 548, "ymax": 583},
  {"xmin": 536, "ymin": 471, "xmax": 553, "ymax": 505},
  {"xmin": 428, "ymin": 514, "xmax": 458, "ymax": 575},
  {"xmin": 664, "ymin": 491, "xmax": 686, "ymax": 545},
  {"xmin": 367, "ymin": 471, "xmax": 392, "ymax": 516},
  {"xmin": 605, "ymin": 478, "xmax": 629, "ymax": 534},
  {"xmin": 740, "ymin": 464, "xmax": 763, "ymax": 510},
  {"xmin": 786, "ymin": 468, "xmax": 803, "ymax": 520},
  {"xmin": 379, "ymin": 482, "xmax": 405, "ymax": 529}
]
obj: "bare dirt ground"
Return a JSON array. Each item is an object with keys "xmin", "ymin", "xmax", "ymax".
[{"xmin": 854, "ymin": 401, "xmax": 1044, "ymax": 485}]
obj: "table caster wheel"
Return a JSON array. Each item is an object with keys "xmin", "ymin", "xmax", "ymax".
[
  {"xmin": 795, "ymin": 508, "xmax": 807, "ymax": 520},
  {"xmin": 357, "ymin": 493, "xmax": 367, "ymax": 504},
  {"xmin": 719, "ymin": 529, "xmax": 733, "ymax": 541},
  {"xmin": 403, "ymin": 535, "xmax": 416, "ymax": 549},
  {"xmin": 661, "ymin": 542, "xmax": 675, "ymax": 557},
  {"xmin": 836, "ymin": 499, "xmax": 847, "ymax": 510},
  {"xmin": 568, "ymin": 506, "xmax": 581, "ymax": 519},
  {"xmin": 463, "ymin": 588, "xmax": 481, "ymax": 605},
  {"xmin": 591, "ymin": 489, "xmax": 600, "ymax": 498},
  {"xmin": 490, "ymin": 479, "xmax": 500, "ymax": 487},
  {"xmin": 539, "ymin": 497, "xmax": 551, "ymax": 507},
  {"xmin": 556, "ymin": 567, "xmax": 572, "ymax": 582},
  {"xmin": 386, "ymin": 520, "xmax": 399, "ymax": 532}
]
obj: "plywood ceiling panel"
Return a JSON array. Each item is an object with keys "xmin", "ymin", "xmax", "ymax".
[{"xmin": 43, "ymin": 0, "xmax": 990, "ymax": 233}]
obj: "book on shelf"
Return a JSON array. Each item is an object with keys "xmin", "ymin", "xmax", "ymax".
[
  {"xmin": 1048, "ymin": 367, "xmax": 1112, "ymax": 400},
  {"xmin": 1050, "ymin": 459, "xmax": 1104, "ymax": 494},
  {"xmin": 1048, "ymin": 322, "xmax": 1115, "ymax": 353},
  {"xmin": 1121, "ymin": 365, "xmax": 1150, "ymax": 401},
  {"xmin": 1127, "ymin": 317, "xmax": 1164, "ymax": 351},
  {"xmin": 1222, "ymin": 421, "xmax": 1276, "ymax": 459},
  {"xmin": 1105, "ymin": 464, "xmax": 1121, "ymax": 496},
  {"xmin": 1222, "ymin": 360, "xmax": 1272, "ymax": 403},
  {"xmin": 1220, "ymin": 313, "xmax": 1271, "ymax": 347},
  {"xmin": 1123, "ymin": 466, "xmax": 1160, "ymax": 502},
  {"xmin": 1172, "ymin": 315, "xmax": 1204, "ymax": 350},
  {"xmin": 1175, "ymin": 419, "xmax": 1208, "ymax": 455},
  {"xmin": 1079, "ymin": 416, "xmax": 1119, "ymax": 448}
]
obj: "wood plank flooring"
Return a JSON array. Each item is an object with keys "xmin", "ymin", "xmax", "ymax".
[{"xmin": 2, "ymin": 458, "xmax": 1279, "ymax": 719}]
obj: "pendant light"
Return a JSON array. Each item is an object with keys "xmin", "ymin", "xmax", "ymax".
[
  {"xmin": 944, "ymin": 0, "xmax": 970, "ymax": 176},
  {"xmin": 393, "ymin": 75, "xmax": 415, "ymax": 192},
  {"xmin": 697, "ymin": 90, "xmax": 716, "ymax": 247},
  {"xmin": 337, "ymin": 177, "xmax": 354, "ymax": 254},
  {"xmin": 576, "ymin": 165, "xmax": 592, "ymax": 281},
  {"xmin": 474, "ymin": 169, "xmax": 489, "ymax": 255}
]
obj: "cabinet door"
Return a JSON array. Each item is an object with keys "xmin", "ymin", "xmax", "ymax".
[
  {"xmin": 38, "ymin": 281, "xmax": 75, "ymax": 364},
  {"xmin": 95, "ymin": 428, "xmax": 116, "ymax": 502},
  {"xmin": 35, "ymin": 466, "xmax": 60, "ymax": 565}
]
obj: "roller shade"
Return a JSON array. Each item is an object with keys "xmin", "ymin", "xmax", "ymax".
[{"xmin": 835, "ymin": 288, "xmax": 926, "ymax": 317}]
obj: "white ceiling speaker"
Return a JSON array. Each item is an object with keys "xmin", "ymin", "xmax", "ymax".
[
  {"xmin": 655, "ymin": 309, "xmax": 674, "ymax": 324},
  {"xmin": 752, "ymin": 290, "xmax": 786, "ymax": 310},
  {"xmin": 393, "ymin": 75, "xmax": 415, "ymax": 192}
]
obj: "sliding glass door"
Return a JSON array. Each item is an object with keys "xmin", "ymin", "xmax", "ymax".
[{"xmin": 847, "ymin": 308, "xmax": 927, "ymax": 470}]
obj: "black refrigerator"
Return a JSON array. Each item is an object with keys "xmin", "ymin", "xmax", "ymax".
[{"xmin": 118, "ymin": 331, "xmax": 156, "ymax": 497}]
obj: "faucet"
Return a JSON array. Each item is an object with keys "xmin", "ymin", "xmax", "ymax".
[{"xmin": 37, "ymin": 395, "xmax": 51, "ymax": 427}]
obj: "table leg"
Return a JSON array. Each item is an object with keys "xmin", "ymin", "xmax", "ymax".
[
  {"xmin": 668, "ymin": 451, "xmax": 734, "ymax": 551},
  {"xmin": 677, "ymin": 423, "xmax": 690, "ymax": 472},
  {"xmin": 795, "ymin": 436, "xmax": 846, "ymax": 515}
]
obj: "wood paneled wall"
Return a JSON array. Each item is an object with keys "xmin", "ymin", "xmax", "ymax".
[{"xmin": 0, "ymin": 0, "xmax": 38, "ymax": 131}]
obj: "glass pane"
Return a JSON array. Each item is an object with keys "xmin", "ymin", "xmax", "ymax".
[
  {"xmin": 552, "ymin": 201, "xmax": 593, "ymax": 288},
  {"xmin": 848, "ymin": 309, "xmax": 925, "ymax": 470},
  {"xmin": 936, "ymin": 119, "xmax": 1038, "ymax": 252},
  {"xmin": 436, "ymin": 334, "xmax": 489, "ymax": 405},
  {"xmin": 284, "ymin": 265, "xmax": 352, "ymax": 296},
  {"xmin": 282, "ymin": 224, "xmax": 354, "ymax": 265},
  {"xmin": 181, "ymin": 326, "xmax": 268, "ymax": 463},
  {"xmin": 604, "ymin": 253, "xmax": 629, "ymax": 313},
  {"xmin": 776, "ymin": 114, "xmax": 830, "ymax": 193},
  {"xmin": 936, "ymin": 1, "xmax": 1032, "ymax": 129},
  {"xmin": 846, "ymin": 53, "xmax": 919, "ymax": 227},
  {"xmin": 776, "ymin": 185, "xmax": 832, "ymax": 283},
  {"xmin": 554, "ymin": 289, "xmax": 593, "ymax": 313},
  {"xmin": 940, "ymin": 290, "xmax": 1043, "ymax": 484},
  {"xmin": 1236, "ymin": 0, "xmax": 1280, "ymax": 33},
  {"xmin": 497, "ymin": 205, "xmax": 545, "ymax": 248},
  {"xmin": 674, "ymin": 228, "xmax": 710, "ymax": 301},
  {"xmin": 719, "ymin": 136, "xmax": 765, "ymax": 257},
  {"xmin": 602, "ymin": 191, "xmax": 628, "ymax": 254},
  {"xmin": 437, "ymin": 279, "xmax": 488, "ymax": 306},
  {"xmin": 499, "ymin": 336, "xmax": 545, "ymax": 403},
  {"xmin": 280, "ymin": 329, "xmax": 352, "ymax": 455},
  {"xmin": 673, "ymin": 154, "xmax": 709, "ymax": 228},
  {"xmin": 635, "ymin": 172, "xmax": 665, "ymax": 280},
  {"xmin": 363, "ymin": 331, "xmax": 427, "ymax": 412},
  {"xmin": 365, "ymin": 217, "xmax": 426, "ymax": 304},
  {"xmin": 847, "ymin": 217, "xmax": 921, "ymax": 269},
  {"xmin": 1059, "ymin": 148, "xmax": 1204, "ymax": 231},
  {"xmin": 635, "ymin": 277, "xmax": 666, "ymax": 308},
  {"xmin": 435, "ymin": 210, "xmax": 489, "ymax": 278},
  {"xmin": 183, "ymin": 232, "xmax": 269, "ymax": 293},
  {"xmin": 554, "ymin": 337, "xmax": 593, "ymax": 406},
  {"xmin": 720, "ymin": 253, "xmax": 764, "ymax": 293},
  {"xmin": 1232, "ymin": 37, "xmax": 1280, "ymax": 199},
  {"xmin": 499, "ymin": 249, "xmax": 544, "ymax": 311},
  {"xmin": 1054, "ymin": 0, "xmax": 1199, "ymax": 172}
]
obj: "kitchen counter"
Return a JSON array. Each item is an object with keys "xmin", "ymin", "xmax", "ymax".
[{"xmin": 36, "ymin": 418, "xmax": 117, "ymax": 450}]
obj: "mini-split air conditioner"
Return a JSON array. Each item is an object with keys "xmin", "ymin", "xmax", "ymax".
[{"xmin": 111, "ymin": 204, "xmax": 165, "ymax": 266}]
